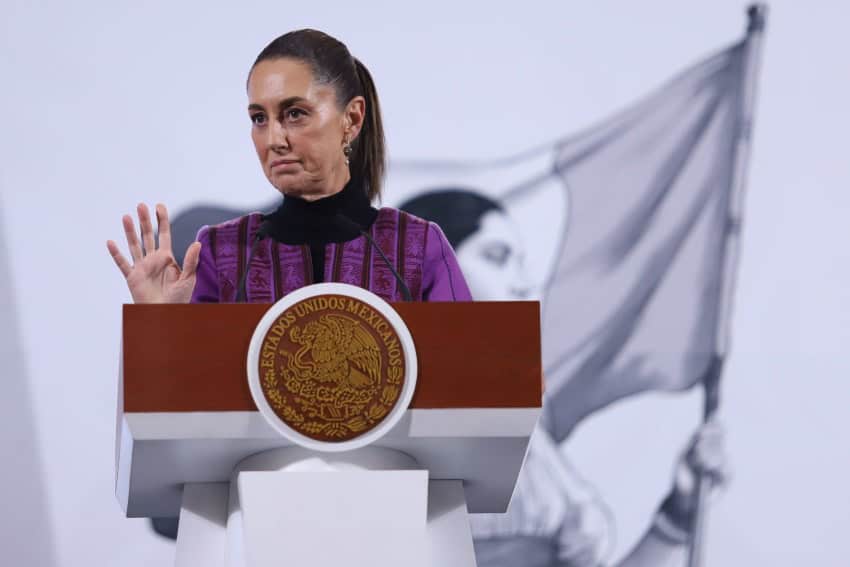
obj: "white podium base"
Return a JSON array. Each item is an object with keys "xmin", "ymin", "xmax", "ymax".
[{"xmin": 174, "ymin": 447, "xmax": 477, "ymax": 567}]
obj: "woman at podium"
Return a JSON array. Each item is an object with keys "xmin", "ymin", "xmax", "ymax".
[{"xmin": 106, "ymin": 29, "xmax": 471, "ymax": 305}]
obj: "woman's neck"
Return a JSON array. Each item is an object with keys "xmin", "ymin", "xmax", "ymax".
[{"xmin": 262, "ymin": 173, "xmax": 378, "ymax": 245}]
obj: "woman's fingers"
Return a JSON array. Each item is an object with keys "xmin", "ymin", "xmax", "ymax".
[
  {"xmin": 114, "ymin": 202, "xmax": 176, "ymax": 283},
  {"xmin": 148, "ymin": 247, "xmax": 176, "ymax": 275},
  {"xmin": 138, "ymin": 203, "xmax": 156, "ymax": 255},
  {"xmin": 181, "ymin": 241, "xmax": 202, "ymax": 280},
  {"xmin": 106, "ymin": 240, "xmax": 132, "ymax": 277},
  {"xmin": 155, "ymin": 203, "xmax": 172, "ymax": 254},
  {"xmin": 122, "ymin": 214, "xmax": 143, "ymax": 262}
]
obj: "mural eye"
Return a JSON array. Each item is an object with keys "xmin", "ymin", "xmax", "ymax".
[{"xmin": 481, "ymin": 243, "xmax": 511, "ymax": 266}]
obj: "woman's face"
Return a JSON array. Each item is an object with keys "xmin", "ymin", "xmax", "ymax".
[
  {"xmin": 455, "ymin": 210, "xmax": 534, "ymax": 301},
  {"xmin": 247, "ymin": 58, "xmax": 364, "ymax": 200}
]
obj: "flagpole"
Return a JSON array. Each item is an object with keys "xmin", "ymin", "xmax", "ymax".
[{"xmin": 686, "ymin": 4, "xmax": 768, "ymax": 567}]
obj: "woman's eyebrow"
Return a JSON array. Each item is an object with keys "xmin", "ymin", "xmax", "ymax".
[
  {"xmin": 278, "ymin": 96, "xmax": 309, "ymax": 110},
  {"xmin": 247, "ymin": 97, "xmax": 308, "ymax": 113}
]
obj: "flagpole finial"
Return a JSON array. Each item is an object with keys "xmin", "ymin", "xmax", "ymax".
[{"xmin": 747, "ymin": 3, "xmax": 768, "ymax": 34}]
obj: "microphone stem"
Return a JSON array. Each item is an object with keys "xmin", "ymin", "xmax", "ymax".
[{"xmin": 358, "ymin": 229, "xmax": 412, "ymax": 302}]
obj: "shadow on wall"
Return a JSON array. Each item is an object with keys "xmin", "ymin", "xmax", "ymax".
[
  {"xmin": 170, "ymin": 201, "xmax": 277, "ymax": 267},
  {"xmin": 0, "ymin": 199, "xmax": 57, "ymax": 566}
]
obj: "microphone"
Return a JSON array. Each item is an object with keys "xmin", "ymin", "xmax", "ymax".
[
  {"xmin": 236, "ymin": 220, "xmax": 272, "ymax": 303},
  {"xmin": 334, "ymin": 213, "xmax": 413, "ymax": 302}
]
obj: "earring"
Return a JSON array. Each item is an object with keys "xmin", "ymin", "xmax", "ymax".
[{"xmin": 342, "ymin": 138, "xmax": 352, "ymax": 166}]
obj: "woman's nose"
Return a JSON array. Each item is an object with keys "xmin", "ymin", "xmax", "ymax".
[
  {"xmin": 268, "ymin": 120, "xmax": 289, "ymax": 151},
  {"xmin": 510, "ymin": 270, "xmax": 538, "ymax": 300},
  {"xmin": 510, "ymin": 284, "xmax": 532, "ymax": 299}
]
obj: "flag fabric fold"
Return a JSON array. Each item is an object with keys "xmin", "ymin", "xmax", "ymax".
[{"xmin": 532, "ymin": 41, "xmax": 752, "ymax": 441}]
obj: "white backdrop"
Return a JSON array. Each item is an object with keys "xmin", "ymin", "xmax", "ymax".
[{"xmin": 1, "ymin": 1, "xmax": 848, "ymax": 565}]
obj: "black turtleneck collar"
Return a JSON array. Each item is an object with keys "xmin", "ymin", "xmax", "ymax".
[{"xmin": 261, "ymin": 175, "xmax": 379, "ymax": 245}]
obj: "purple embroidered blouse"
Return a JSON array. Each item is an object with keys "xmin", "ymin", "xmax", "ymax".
[{"xmin": 189, "ymin": 206, "xmax": 472, "ymax": 304}]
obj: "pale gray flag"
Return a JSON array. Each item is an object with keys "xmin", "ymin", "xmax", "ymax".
[{"xmin": 531, "ymin": 41, "xmax": 753, "ymax": 441}]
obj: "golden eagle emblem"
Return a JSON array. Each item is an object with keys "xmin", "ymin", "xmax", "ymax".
[
  {"xmin": 287, "ymin": 314, "xmax": 381, "ymax": 391},
  {"xmin": 258, "ymin": 295, "xmax": 407, "ymax": 442}
]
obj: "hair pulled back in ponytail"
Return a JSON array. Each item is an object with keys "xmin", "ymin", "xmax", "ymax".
[
  {"xmin": 350, "ymin": 57, "xmax": 385, "ymax": 203},
  {"xmin": 250, "ymin": 29, "xmax": 386, "ymax": 201}
]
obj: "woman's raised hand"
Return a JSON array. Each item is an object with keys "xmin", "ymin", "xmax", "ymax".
[{"xmin": 106, "ymin": 203, "xmax": 202, "ymax": 304}]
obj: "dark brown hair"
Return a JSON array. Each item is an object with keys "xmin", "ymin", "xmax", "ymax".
[{"xmin": 250, "ymin": 29, "xmax": 386, "ymax": 202}]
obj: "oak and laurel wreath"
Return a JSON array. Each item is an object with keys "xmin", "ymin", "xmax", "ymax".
[{"xmin": 261, "ymin": 335, "xmax": 405, "ymax": 440}]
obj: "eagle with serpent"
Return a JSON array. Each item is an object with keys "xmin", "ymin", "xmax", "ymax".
[{"xmin": 260, "ymin": 310, "xmax": 406, "ymax": 442}]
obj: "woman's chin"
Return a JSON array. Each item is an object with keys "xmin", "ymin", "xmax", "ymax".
[
  {"xmin": 272, "ymin": 179, "xmax": 309, "ymax": 198},
  {"xmin": 272, "ymin": 177, "xmax": 343, "ymax": 202}
]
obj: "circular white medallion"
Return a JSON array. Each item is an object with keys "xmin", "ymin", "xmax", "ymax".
[{"xmin": 246, "ymin": 283, "xmax": 417, "ymax": 452}]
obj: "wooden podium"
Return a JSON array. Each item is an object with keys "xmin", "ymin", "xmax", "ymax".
[{"xmin": 116, "ymin": 300, "xmax": 542, "ymax": 567}]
